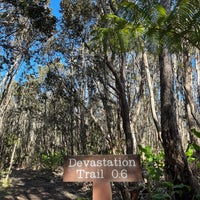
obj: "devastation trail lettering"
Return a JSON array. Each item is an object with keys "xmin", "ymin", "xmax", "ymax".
[
  {"xmin": 63, "ymin": 154, "xmax": 143, "ymax": 182},
  {"xmin": 68, "ymin": 157, "xmax": 136, "ymax": 167}
]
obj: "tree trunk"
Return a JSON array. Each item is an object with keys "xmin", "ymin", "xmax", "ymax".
[
  {"xmin": 195, "ymin": 49, "xmax": 200, "ymax": 105},
  {"xmin": 159, "ymin": 47, "xmax": 198, "ymax": 199},
  {"xmin": 143, "ymin": 52, "xmax": 162, "ymax": 144},
  {"xmin": 80, "ymin": 42, "xmax": 87, "ymax": 154},
  {"xmin": 105, "ymin": 55, "xmax": 135, "ymax": 154},
  {"xmin": 183, "ymin": 49, "xmax": 200, "ymax": 145}
]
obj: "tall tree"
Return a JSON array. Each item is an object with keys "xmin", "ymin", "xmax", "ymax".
[
  {"xmin": 0, "ymin": 0, "xmax": 56, "ymax": 128},
  {"xmin": 103, "ymin": 0, "xmax": 200, "ymax": 198},
  {"xmin": 158, "ymin": 0, "xmax": 199, "ymax": 198}
]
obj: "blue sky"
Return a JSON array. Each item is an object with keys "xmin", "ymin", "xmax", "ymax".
[
  {"xmin": 50, "ymin": 0, "xmax": 61, "ymax": 18},
  {"xmin": 13, "ymin": 1, "xmax": 62, "ymax": 82}
]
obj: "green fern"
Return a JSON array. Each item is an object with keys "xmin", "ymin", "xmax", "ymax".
[{"xmin": 191, "ymin": 129, "xmax": 200, "ymax": 151}]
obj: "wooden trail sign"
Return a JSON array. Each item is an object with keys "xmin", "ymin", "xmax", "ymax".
[{"xmin": 63, "ymin": 154, "xmax": 143, "ymax": 183}]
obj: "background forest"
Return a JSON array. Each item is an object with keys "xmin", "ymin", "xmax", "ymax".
[{"xmin": 0, "ymin": 0, "xmax": 200, "ymax": 199}]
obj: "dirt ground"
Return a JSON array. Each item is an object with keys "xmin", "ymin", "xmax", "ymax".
[
  {"xmin": 0, "ymin": 168, "xmax": 123, "ymax": 200},
  {"xmin": 0, "ymin": 168, "xmax": 93, "ymax": 200}
]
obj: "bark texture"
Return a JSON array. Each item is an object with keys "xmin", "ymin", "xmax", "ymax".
[{"xmin": 159, "ymin": 48, "xmax": 198, "ymax": 199}]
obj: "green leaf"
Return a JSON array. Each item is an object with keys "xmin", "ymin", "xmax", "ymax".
[
  {"xmin": 138, "ymin": 144, "xmax": 145, "ymax": 153},
  {"xmin": 103, "ymin": 14, "xmax": 127, "ymax": 29},
  {"xmin": 120, "ymin": 1, "xmax": 137, "ymax": 10},
  {"xmin": 197, "ymin": 162, "xmax": 200, "ymax": 169},
  {"xmin": 191, "ymin": 129, "xmax": 200, "ymax": 138},
  {"xmin": 162, "ymin": 181, "xmax": 174, "ymax": 188},
  {"xmin": 193, "ymin": 143, "xmax": 200, "ymax": 151},
  {"xmin": 152, "ymin": 193, "xmax": 171, "ymax": 200},
  {"xmin": 156, "ymin": 5, "xmax": 167, "ymax": 19},
  {"xmin": 172, "ymin": 183, "xmax": 191, "ymax": 191},
  {"xmin": 186, "ymin": 145, "xmax": 194, "ymax": 157}
]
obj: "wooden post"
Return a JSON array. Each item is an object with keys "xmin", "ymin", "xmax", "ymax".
[
  {"xmin": 93, "ymin": 182, "xmax": 112, "ymax": 200},
  {"xmin": 131, "ymin": 190, "xmax": 139, "ymax": 200}
]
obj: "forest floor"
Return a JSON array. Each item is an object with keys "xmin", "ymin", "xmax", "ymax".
[{"xmin": 0, "ymin": 168, "xmax": 123, "ymax": 200}]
